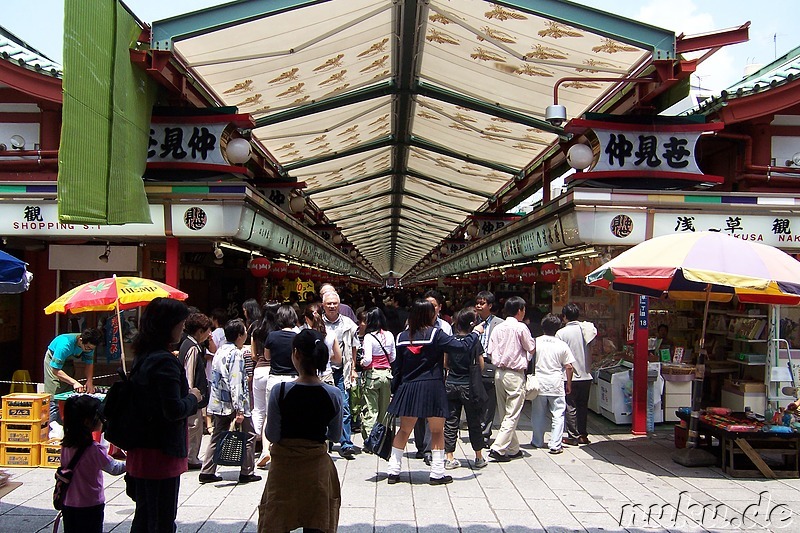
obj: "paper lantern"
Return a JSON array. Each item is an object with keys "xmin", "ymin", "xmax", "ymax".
[
  {"xmin": 488, "ymin": 269, "xmax": 503, "ymax": 283},
  {"xmin": 271, "ymin": 261, "xmax": 288, "ymax": 280},
  {"xmin": 539, "ymin": 262, "xmax": 561, "ymax": 283},
  {"xmin": 249, "ymin": 257, "xmax": 271, "ymax": 278},
  {"xmin": 520, "ymin": 265, "xmax": 538, "ymax": 284},
  {"xmin": 287, "ymin": 263, "xmax": 300, "ymax": 277},
  {"xmin": 300, "ymin": 267, "xmax": 312, "ymax": 280},
  {"xmin": 504, "ymin": 268, "xmax": 520, "ymax": 283}
]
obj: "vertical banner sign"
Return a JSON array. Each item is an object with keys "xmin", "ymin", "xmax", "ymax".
[{"xmin": 632, "ymin": 296, "xmax": 649, "ymax": 435}]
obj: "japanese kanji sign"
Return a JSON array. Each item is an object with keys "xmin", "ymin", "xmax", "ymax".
[
  {"xmin": 147, "ymin": 113, "xmax": 254, "ymax": 173},
  {"xmin": 594, "ymin": 129, "xmax": 703, "ymax": 174},
  {"xmin": 564, "ymin": 118, "xmax": 724, "ymax": 187},
  {"xmin": 653, "ymin": 212, "xmax": 800, "ymax": 248}
]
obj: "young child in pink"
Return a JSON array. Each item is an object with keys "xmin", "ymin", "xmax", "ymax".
[{"xmin": 60, "ymin": 395, "xmax": 126, "ymax": 533}]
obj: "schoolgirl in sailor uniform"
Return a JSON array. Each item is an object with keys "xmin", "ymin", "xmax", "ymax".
[{"xmin": 385, "ymin": 299, "xmax": 481, "ymax": 485}]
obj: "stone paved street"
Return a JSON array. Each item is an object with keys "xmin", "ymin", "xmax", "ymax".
[{"xmin": 2, "ymin": 411, "xmax": 800, "ymax": 532}]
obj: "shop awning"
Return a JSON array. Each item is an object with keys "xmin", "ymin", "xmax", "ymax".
[{"xmin": 150, "ymin": 0, "xmax": 676, "ymax": 277}]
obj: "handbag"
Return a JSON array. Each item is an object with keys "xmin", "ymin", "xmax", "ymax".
[
  {"xmin": 363, "ymin": 412, "xmax": 395, "ymax": 460},
  {"xmin": 214, "ymin": 420, "xmax": 247, "ymax": 467},
  {"xmin": 580, "ymin": 321, "xmax": 598, "ymax": 344},
  {"xmin": 524, "ymin": 352, "xmax": 540, "ymax": 401},
  {"xmin": 469, "ymin": 344, "xmax": 489, "ymax": 405},
  {"xmin": 53, "ymin": 444, "xmax": 89, "ymax": 510},
  {"xmin": 525, "ymin": 374, "xmax": 541, "ymax": 401},
  {"xmin": 354, "ymin": 347, "xmax": 366, "ymax": 373}
]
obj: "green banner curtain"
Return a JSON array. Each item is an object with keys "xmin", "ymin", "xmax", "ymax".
[{"xmin": 59, "ymin": 0, "xmax": 155, "ymax": 224}]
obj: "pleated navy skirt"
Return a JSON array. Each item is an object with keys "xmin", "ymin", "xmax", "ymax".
[{"xmin": 387, "ymin": 378, "xmax": 448, "ymax": 419}]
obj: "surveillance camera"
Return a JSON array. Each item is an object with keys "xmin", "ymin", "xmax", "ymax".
[{"xmin": 544, "ymin": 104, "xmax": 567, "ymax": 127}]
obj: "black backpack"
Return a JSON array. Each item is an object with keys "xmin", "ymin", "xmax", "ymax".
[{"xmin": 101, "ymin": 360, "xmax": 145, "ymax": 450}]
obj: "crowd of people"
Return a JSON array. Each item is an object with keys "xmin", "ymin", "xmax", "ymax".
[{"xmin": 52, "ymin": 282, "xmax": 596, "ymax": 532}]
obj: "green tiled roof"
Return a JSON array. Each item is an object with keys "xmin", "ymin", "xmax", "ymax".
[
  {"xmin": 696, "ymin": 44, "xmax": 800, "ymax": 114},
  {"xmin": 0, "ymin": 26, "xmax": 62, "ymax": 78}
]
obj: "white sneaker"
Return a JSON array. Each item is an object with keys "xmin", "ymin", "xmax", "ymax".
[{"xmin": 445, "ymin": 459, "xmax": 461, "ymax": 470}]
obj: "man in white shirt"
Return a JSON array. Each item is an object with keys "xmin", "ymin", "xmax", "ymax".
[
  {"xmin": 555, "ymin": 303, "xmax": 595, "ymax": 446},
  {"xmin": 475, "ymin": 290, "xmax": 502, "ymax": 447},
  {"xmin": 322, "ymin": 291, "xmax": 360, "ymax": 459},
  {"xmin": 487, "ymin": 296, "xmax": 536, "ymax": 462},
  {"xmin": 531, "ymin": 315, "xmax": 575, "ymax": 455}
]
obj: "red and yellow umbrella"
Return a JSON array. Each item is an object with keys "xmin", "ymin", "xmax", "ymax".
[
  {"xmin": 44, "ymin": 276, "xmax": 188, "ymax": 373},
  {"xmin": 45, "ymin": 276, "xmax": 188, "ymax": 315}
]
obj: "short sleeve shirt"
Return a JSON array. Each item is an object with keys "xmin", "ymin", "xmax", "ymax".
[{"xmin": 48, "ymin": 334, "xmax": 94, "ymax": 368}]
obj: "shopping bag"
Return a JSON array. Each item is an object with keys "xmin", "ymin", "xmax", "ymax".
[
  {"xmin": 363, "ymin": 413, "xmax": 395, "ymax": 460},
  {"xmin": 524, "ymin": 374, "xmax": 540, "ymax": 401},
  {"xmin": 214, "ymin": 422, "xmax": 247, "ymax": 467}
]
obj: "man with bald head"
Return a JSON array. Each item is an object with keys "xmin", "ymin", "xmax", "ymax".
[
  {"xmin": 319, "ymin": 283, "xmax": 358, "ymax": 323},
  {"xmin": 322, "ymin": 290, "xmax": 360, "ymax": 459}
]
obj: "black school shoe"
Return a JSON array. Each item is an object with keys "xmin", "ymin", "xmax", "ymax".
[
  {"xmin": 488, "ymin": 450, "xmax": 511, "ymax": 462},
  {"xmin": 423, "ymin": 452, "xmax": 432, "ymax": 466},
  {"xmin": 238, "ymin": 474, "xmax": 262, "ymax": 483},
  {"xmin": 198, "ymin": 474, "xmax": 223, "ymax": 484},
  {"xmin": 429, "ymin": 475, "xmax": 453, "ymax": 485},
  {"xmin": 387, "ymin": 474, "xmax": 400, "ymax": 484}
]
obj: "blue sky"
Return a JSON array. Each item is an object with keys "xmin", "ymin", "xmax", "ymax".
[{"xmin": 1, "ymin": 0, "xmax": 795, "ymax": 93}]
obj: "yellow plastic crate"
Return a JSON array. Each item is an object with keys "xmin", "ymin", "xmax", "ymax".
[
  {"xmin": 1, "ymin": 419, "xmax": 49, "ymax": 444},
  {"xmin": 1, "ymin": 393, "xmax": 50, "ymax": 422},
  {"xmin": 0, "ymin": 442, "xmax": 40, "ymax": 467},
  {"xmin": 40, "ymin": 439, "xmax": 61, "ymax": 468}
]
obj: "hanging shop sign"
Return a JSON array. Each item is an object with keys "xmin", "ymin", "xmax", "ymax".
[
  {"xmin": 171, "ymin": 205, "xmax": 245, "ymax": 237},
  {"xmin": 564, "ymin": 118, "xmax": 724, "ymax": 188},
  {"xmin": 147, "ymin": 113, "xmax": 254, "ymax": 173},
  {"xmin": 500, "ymin": 216, "xmax": 566, "ymax": 262},
  {"xmin": 561, "ymin": 209, "xmax": 647, "ymax": 246},
  {"xmin": 469, "ymin": 214, "xmax": 523, "ymax": 238},
  {"xmin": 653, "ymin": 212, "xmax": 800, "ymax": 248}
]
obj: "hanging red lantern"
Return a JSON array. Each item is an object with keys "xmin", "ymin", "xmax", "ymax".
[
  {"xmin": 539, "ymin": 262, "xmax": 561, "ymax": 283},
  {"xmin": 249, "ymin": 257, "xmax": 271, "ymax": 278},
  {"xmin": 310, "ymin": 269, "xmax": 323, "ymax": 283},
  {"xmin": 505, "ymin": 268, "xmax": 520, "ymax": 283},
  {"xmin": 271, "ymin": 261, "xmax": 288, "ymax": 280},
  {"xmin": 488, "ymin": 269, "xmax": 503, "ymax": 283},
  {"xmin": 520, "ymin": 265, "xmax": 538, "ymax": 284},
  {"xmin": 286, "ymin": 263, "xmax": 300, "ymax": 278},
  {"xmin": 475, "ymin": 271, "xmax": 490, "ymax": 283},
  {"xmin": 300, "ymin": 267, "xmax": 312, "ymax": 280}
]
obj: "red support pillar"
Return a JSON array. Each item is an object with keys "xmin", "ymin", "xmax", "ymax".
[
  {"xmin": 165, "ymin": 237, "xmax": 180, "ymax": 289},
  {"xmin": 631, "ymin": 295, "xmax": 649, "ymax": 435}
]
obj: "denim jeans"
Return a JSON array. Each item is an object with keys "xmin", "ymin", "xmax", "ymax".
[{"xmin": 332, "ymin": 368, "xmax": 354, "ymax": 450}]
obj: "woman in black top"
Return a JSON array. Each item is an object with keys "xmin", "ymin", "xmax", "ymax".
[
  {"xmin": 444, "ymin": 308, "xmax": 488, "ymax": 470},
  {"xmin": 258, "ymin": 329, "xmax": 342, "ymax": 533},
  {"xmin": 126, "ymin": 298, "xmax": 201, "ymax": 532},
  {"xmin": 262, "ymin": 305, "xmax": 299, "ymax": 458},
  {"xmin": 386, "ymin": 299, "xmax": 481, "ymax": 486}
]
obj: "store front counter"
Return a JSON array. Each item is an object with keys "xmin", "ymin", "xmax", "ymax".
[{"xmin": 676, "ymin": 411, "xmax": 800, "ymax": 478}]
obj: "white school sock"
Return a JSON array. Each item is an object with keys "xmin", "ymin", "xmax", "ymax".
[
  {"xmin": 430, "ymin": 449, "xmax": 446, "ymax": 479},
  {"xmin": 387, "ymin": 446, "xmax": 404, "ymax": 476}
]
